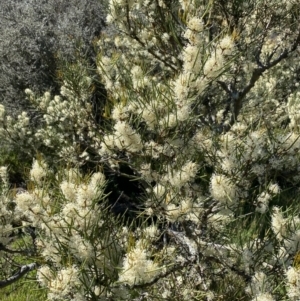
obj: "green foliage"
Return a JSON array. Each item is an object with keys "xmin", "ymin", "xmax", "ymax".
[
  {"xmin": 0, "ymin": 279, "xmax": 46, "ymax": 301},
  {"xmin": 0, "ymin": 147, "xmax": 31, "ymax": 186},
  {"xmin": 0, "ymin": 236, "xmax": 47, "ymax": 301}
]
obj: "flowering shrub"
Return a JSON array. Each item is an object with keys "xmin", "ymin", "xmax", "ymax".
[{"xmin": 2, "ymin": 0, "xmax": 300, "ymax": 300}]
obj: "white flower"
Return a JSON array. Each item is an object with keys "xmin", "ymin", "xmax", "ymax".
[
  {"xmin": 210, "ymin": 174, "xmax": 238, "ymax": 204},
  {"xmin": 256, "ymin": 192, "xmax": 272, "ymax": 214},
  {"xmin": 0, "ymin": 104, "xmax": 5, "ymax": 121},
  {"xmin": 119, "ymin": 241, "xmax": 160, "ymax": 285},
  {"xmin": 203, "ymin": 55, "xmax": 221, "ymax": 78},
  {"xmin": 158, "ymin": 0, "xmax": 166, "ymax": 8},
  {"xmin": 284, "ymin": 229, "xmax": 300, "ymax": 254},
  {"xmin": 76, "ymin": 184, "xmax": 96, "ymax": 208},
  {"xmin": 165, "ymin": 161, "xmax": 198, "ymax": 188},
  {"xmin": 24, "ymin": 88, "xmax": 34, "ymax": 96},
  {"xmin": 162, "ymin": 32, "xmax": 170, "ymax": 42},
  {"xmin": 219, "ymin": 35, "xmax": 234, "ymax": 55},
  {"xmin": 187, "ymin": 17, "xmax": 203, "ymax": 31},
  {"xmin": 94, "ymin": 286, "xmax": 101, "ymax": 296},
  {"xmin": 89, "ymin": 172, "xmax": 106, "ymax": 191},
  {"xmin": 106, "ymin": 14, "xmax": 114, "ymax": 24},
  {"xmin": 60, "ymin": 181, "xmax": 77, "ymax": 202},
  {"xmin": 251, "ymin": 293, "xmax": 275, "ymax": 301},
  {"xmin": 139, "ymin": 103, "xmax": 159, "ymax": 129},
  {"xmin": 247, "ymin": 272, "xmax": 270, "ymax": 297},
  {"xmin": 61, "ymin": 203, "xmax": 78, "ymax": 223},
  {"xmin": 286, "ymin": 267, "xmax": 299, "ymax": 285},
  {"xmin": 166, "ymin": 203, "xmax": 181, "ymax": 222},
  {"xmin": 48, "ymin": 266, "xmax": 80, "ymax": 298},
  {"xmin": 152, "ymin": 184, "xmax": 166, "ymax": 199},
  {"xmin": 180, "ymin": 161, "xmax": 198, "ymax": 182},
  {"xmin": 271, "ymin": 207, "xmax": 286, "ymax": 240},
  {"xmin": 131, "ymin": 65, "xmax": 144, "ymax": 89},
  {"xmin": 30, "ymin": 159, "xmax": 48, "ymax": 185},
  {"xmin": 37, "ymin": 265, "xmax": 53, "ymax": 287},
  {"xmin": 114, "ymin": 121, "xmax": 142, "ymax": 152},
  {"xmin": 15, "ymin": 192, "xmax": 35, "ymax": 213},
  {"xmin": 112, "ymin": 104, "xmax": 129, "ymax": 121},
  {"xmin": 143, "ymin": 225, "xmax": 159, "ymax": 239},
  {"xmin": 268, "ymin": 183, "xmax": 281, "ymax": 195},
  {"xmin": 286, "ymin": 267, "xmax": 300, "ymax": 299},
  {"xmin": 69, "ymin": 234, "xmax": 94, "ymax": 262},
  {"xmin": 0, "ymin": 166, "xmax": 8, "ymax": 187},
  {"xmin": 182, "ymin": 44, "xmax": 201, "ymax": 73},
  {"xmin": 172, "ymin": 73, "xmax": 190, "ymax": 102}
]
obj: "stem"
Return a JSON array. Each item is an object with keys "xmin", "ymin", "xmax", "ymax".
[{"xmin": 0, "ymin": 263, "xmax": 37, "ymax": 289}]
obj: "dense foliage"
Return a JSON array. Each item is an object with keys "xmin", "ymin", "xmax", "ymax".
[
  {"xmin": 0, "ymin": 0, "xmax": 105, "ymax": 117},
  {"xmin": 1, "ymin": 0, "xmax": 300, "ymax": 300}
]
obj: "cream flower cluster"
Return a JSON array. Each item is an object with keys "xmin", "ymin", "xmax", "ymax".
[
  {"xmin": 30, "ymin": 159, "xmax": 48, "ymax": 185},
  {"xmin": 0, "ymin": 103, "xmax": 33, "ymax": 147},
  {"xmin": 119, "ymin": 240, "xmax": 160, "ymax": 286},
  {"xmin": 16, "ymin": 165, "xmax": 104, "ymax": 255},
  {"xmin": 37, "ymin": 265, "xmax": 83, "ymax": 301}
]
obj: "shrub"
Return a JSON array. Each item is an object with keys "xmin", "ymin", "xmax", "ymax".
[{"xmin": 2, "ymin": 0, "xmax": 300, "ymax": 300}]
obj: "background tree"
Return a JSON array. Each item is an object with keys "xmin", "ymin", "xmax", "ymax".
[{"xmin": 0, "ymin": 0, "xmax": 107, "ymax": 183}]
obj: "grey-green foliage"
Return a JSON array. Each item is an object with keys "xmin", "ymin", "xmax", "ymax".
[{"xmin": 0, "ymin": 0, "xmax": 106, "ymax": 118}]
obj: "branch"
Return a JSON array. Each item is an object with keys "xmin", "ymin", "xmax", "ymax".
[
  {"xmin": 124, "ymin": 256, "xmax": 197, "ymax": 290},
  {"xmin": 121, "ymin": 3, "xmax": 178, "ymax": 73},
  {"xmin": 0, "ymin": 243, "xmax": 34, "ymax": 256},
  {"xmin": 0, "ymin": 263, "xmax": 37, "ymax": 289},
  {"xmin": 223, "ymin": 28, "xmax": 300, "ymax": 132}
]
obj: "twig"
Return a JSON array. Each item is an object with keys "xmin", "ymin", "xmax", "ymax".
[
  {"xmin": 0, "ymin": 263, "xmax": 37, "ymax": 288},
  {"xmin": 222, "ymin": 28, "xmax": 300, "ymax": 132},
  {"xmin": 0, "ymin": 243, "xmax": 34, "ymax": 256}
]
